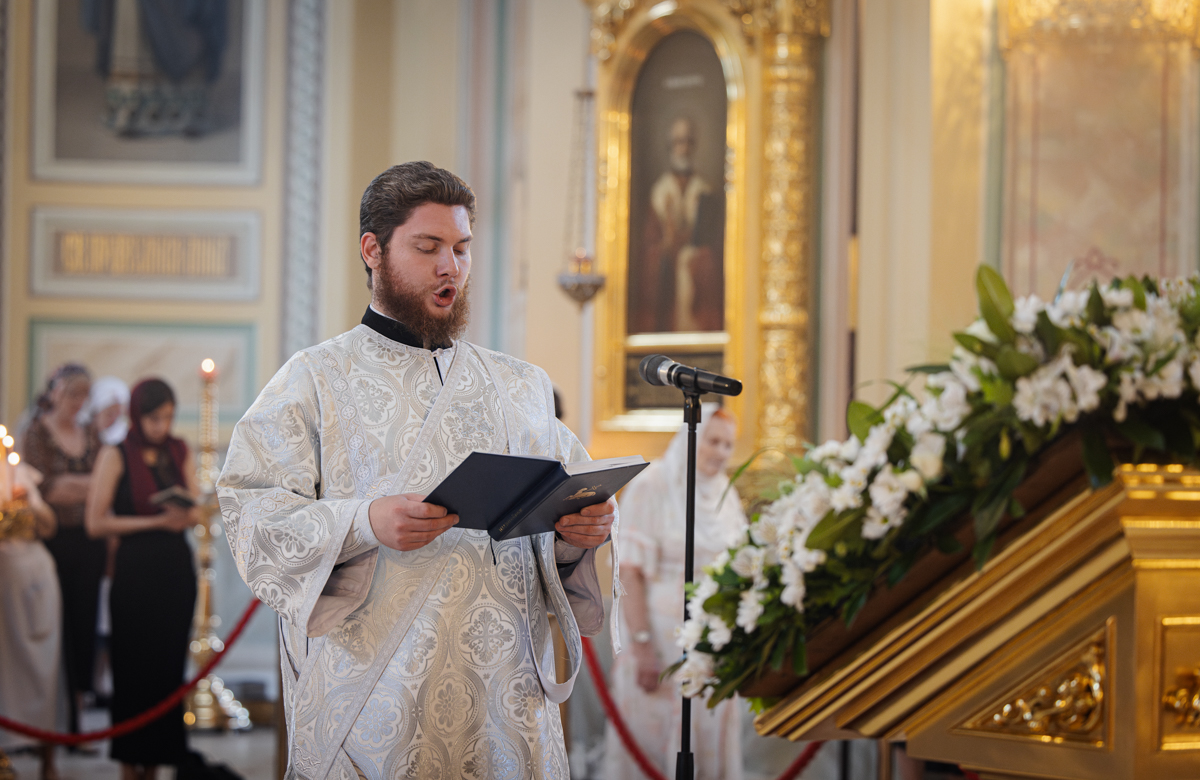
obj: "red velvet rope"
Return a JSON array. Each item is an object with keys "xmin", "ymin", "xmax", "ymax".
[
  {"xmin": 581, "ymin": 636, "xmax": 825, "ymax": 780},
  {"xmin": 0, "ymin": 599, "xmax": 261, "ymax": 746}
]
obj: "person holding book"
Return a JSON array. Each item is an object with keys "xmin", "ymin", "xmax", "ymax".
[
  {"xmin": 21, "ymin": 363, "xmax": 104, "ymax": 740},
  {"xmin": 217, "ymin": 162, "xmax": 618, "ymax": 779},
  {"xmin": 85, "ymin": 379, "xmax": 197, "ymax": 780},
  {"xmin": 604, "ymin": 405, "xmax": 748, "ymax": 780}
]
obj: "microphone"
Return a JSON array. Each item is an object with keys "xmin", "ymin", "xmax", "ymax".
[{"xmin": 638, "ymin": 354, "xmax": 742, "ymax": 397}]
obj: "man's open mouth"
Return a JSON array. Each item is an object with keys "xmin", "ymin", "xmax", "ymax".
[{"xmin": 434, "ymin": 285, "xmax": 457, "ymax": 308}]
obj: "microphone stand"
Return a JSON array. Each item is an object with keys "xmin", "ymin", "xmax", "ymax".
[{"xmin": 675, "ymin": 390, "xmax": 702, "ymax": 780}]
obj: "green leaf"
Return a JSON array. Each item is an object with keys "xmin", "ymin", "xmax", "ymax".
[
  {"xmin": 979, "ymin": 374, "xmax": 1015, "ymax": 407},
  {"xmin": 977, "ymin": 266, "xmax": 1017, "ymax": 344},
  {"xmin": 846, "ymin": 400, "xmax": 879, "ymax": 441},
  {"xmin": 1009, "ymin": 497, "xmax": 1026, "ymax": 519},
  {"xmin": 912, "ymin": 492, "xmax": 971, "ymax": 535},
  {"xmin": 935, "ymin": 534, "xmax": 964, "ymax": 554},
  {"xmin": 954, "ymin": 332, "xmax": 988, "ymax": 354},
  {"xmin": 769, "ymin": 629, "xmax": 789, "ymax": 671},
  {"xmin": 792, "ymin": 637, "xmax": 808, "ymax": 676},
  {"xmin": 843, "ymin": 587, "xmax": 870, "ymax": 625},
  {"xmin": 1035, "ymin": 310, "xmax": 1064, "ymax": 355},
  {"xmin": 1115, "ymin": 415, "xmax": 1166, "ymax": 453},
  {"xmin": 907, "ymin": 363, "xmax": 951, "ymax": 375},
  {"xmin": 1122, "ymin": 276, "xmax": 1147, "ymax": 310},
  {"xmin": 972, "ymin": 534, "xmax": 996, "ymax": 570},
  {"xmin": 1081, "ymin": 424, "xmax": 1116, "ymax": 487},
  {"xmin": 1087, "ymin": 284, "xmax": 1110, "ymax": 326},
  {"xmin": 972, "ymin": 495, "xmax": 1008, "ymax": 541},
  {"xmin": 995, "ymin": 346, "xmax": 1040, "ymax": 379},
  {"xmin": 806, "ymin": 508, "xmax": 864, "ymax": 551},
  {"xmin": 977, "ymin": 265, "xmax": 1015, "ymax": 317},
  {"xmin": 707, "ymin": 666, "xmax": 756, "ymax": 707}
]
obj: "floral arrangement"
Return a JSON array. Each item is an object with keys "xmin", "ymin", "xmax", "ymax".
[{"xmin": 673, "ymin": 267, "xmax": 1200, "ymax": 706}]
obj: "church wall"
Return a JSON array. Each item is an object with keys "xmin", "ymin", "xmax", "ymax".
[
  {"xmin": 1, "ymin": 0, "xmax": 294, "ymax": 700},
  {"xmin": 2, "ymin": 0, "xmax": 289, "ymax": 445},
  {"xmin": 855, "ymin": 0, "xmax": 934, "ymax": 408}
]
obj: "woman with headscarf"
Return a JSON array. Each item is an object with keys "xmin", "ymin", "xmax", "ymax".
[
  {"xmin": 21, "ymin": 363, "xmax": 104, "ymax": 739},
  {"xmin": 82, "ymin": 376, "xmax": 131, "ymax": 447},
  {"xmin": 0, "ymin": 463, "xmax": 62, "ymax": 780},
  {"xmin": 85, "ymin": 379, "xmax": 197, "ymax": 780},
  {"xmin": 603, "ymin": 405, "xmax": 748, "ymax": 780}
]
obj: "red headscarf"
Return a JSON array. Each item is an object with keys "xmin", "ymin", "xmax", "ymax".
[{"xmin": 122, "ymin": 379, "xmax": 189, "ymax": 516}]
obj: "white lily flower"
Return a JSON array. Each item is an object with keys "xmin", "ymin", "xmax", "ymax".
[
  {"xmin": 736, "ymin": 590, "xmax": 765, "ymax": 632},
  {"xmin": 1012, "ymin": 294, "xmax": 1044, "ymax": 334},
  {"xmin": 678, "ymin": 651, "xmax": 715, "ymax": 698},
  {"xmin": 910, "ymin": 432, "xmax": 946, "ymax": 481},
  {"xmin": 676, "ymin": 618, "xmax": 704, "ymax": 651},
  {"xmin": 706, "ymin": 616, "xmax": 732, "ymax": 650}
]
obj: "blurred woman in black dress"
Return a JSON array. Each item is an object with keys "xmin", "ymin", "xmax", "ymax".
[{"xmin": 85, "ymin": 379, "xmax": 197, "ymax": 780}]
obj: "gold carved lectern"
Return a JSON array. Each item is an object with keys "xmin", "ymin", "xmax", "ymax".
[{"xmin": 755, "ymin": 464, "xmax": 1200, "ymax": 779}]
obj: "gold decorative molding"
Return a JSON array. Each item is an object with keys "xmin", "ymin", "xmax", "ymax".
[
  {"xmin": 756, "ymin": 30, "xmax": 821, "ymax": 450},
  {"xmin": 1001, "ymin": 0, "xmax": 1200, "ymax": 49},
  {"xmin": 1162, "ymin": 665, "xmax": 1200, "ymax": 729},
  {"xmin": 56, "ymin": 232, "xmax": 236, "ymax": 279},
  {"xmin": 588, "ymin": 0, "xmax": 638, "ymax": 61},
  {"xmin": 958, "ymin": 624, "xmax": 1110, "ymax": 747}
]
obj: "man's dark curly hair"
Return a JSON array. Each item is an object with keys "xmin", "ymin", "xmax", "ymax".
[{"xmin": 358, "ymin": 161, "xmax": 477, "ymax": 289}]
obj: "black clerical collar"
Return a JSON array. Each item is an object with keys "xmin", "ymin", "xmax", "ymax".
[{"xmin": 361, "ymin": 307, "xmax": 451, "ymax": 351}]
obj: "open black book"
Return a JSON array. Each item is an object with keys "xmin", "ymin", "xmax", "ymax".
[{"xmin": 424, "ymin": 452, "xmax": 648, "ymax": 542}]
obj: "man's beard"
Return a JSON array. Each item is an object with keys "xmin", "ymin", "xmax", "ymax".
[
  {"xmin": 375, "ymin": 263, "xmax": 471, "ymax": 349},
  {"xmin": 670, "ymin": 153, "xmax": 693, "ymax": 175}
]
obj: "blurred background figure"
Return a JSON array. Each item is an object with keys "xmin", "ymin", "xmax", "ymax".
[
  {"xmin": 21, "ymin": 363, "xmax": 105, "ymax": 742},
  {"xmin": 0, "ymin": 463, "xmax": 62, "ymax": 780},
  {"xmin": 80, "ymin": 375, "xmax": 131, "ymax": 710},
  {"xmin": 604, "ymin": 405, "xmax": 747, "ymax": 780},
  {"xmin": 86, "ymin": 379, "xmax": 198, "ymax": 780},
  {"xmin": 83, "ymin": 376, "xmax": 132, "ymax": 447}
]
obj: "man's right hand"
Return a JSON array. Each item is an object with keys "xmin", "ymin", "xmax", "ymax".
[{"xmin": 369, "ymin": 493, "xmax": 459, "ymax": 551}]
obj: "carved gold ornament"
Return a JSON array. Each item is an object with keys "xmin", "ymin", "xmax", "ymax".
[
  {"xmin": 1163, "ymin": 666, "xmax": 1200, "ymax": 729},
  {"xmin": 588, "ymin": 1, "xmax": 830, "ymax": 56},
  {"xmin": 960, "ymin": 627, "xmax": 1110, "ymax": 746},
  {"xmin": 1002, "ymin": 0, "xmax": 1200, "ymax": 48}
]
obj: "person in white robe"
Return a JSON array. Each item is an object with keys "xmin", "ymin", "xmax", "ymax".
[
  {"xmin": 603, "ymin": 406, "xmax": 746, "ymax": 780},
  {"xmin": 0, "ymin": 464, "xmax": 61, "ymax": 780},
  {"xmin": 217, "ymin": 162, "xmax": 619, "ymax": 780}
]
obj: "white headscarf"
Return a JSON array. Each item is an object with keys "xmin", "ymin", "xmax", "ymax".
[
  {"xmin": 80, "ymin": 376, "xmax": 131, "ymax": 446},
  {"xmin": 619, "ymin": 403, "xmax": 747, "ymax": 580}
]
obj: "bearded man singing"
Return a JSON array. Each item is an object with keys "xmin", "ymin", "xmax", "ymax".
[{"xmin": 217, "ymin": 162, "xmax": 619, "ymax": 779}]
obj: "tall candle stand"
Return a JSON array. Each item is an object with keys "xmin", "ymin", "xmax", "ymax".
[{"xmin": 184, "ymin": 360, "xmax": 251, "ymax": 731}]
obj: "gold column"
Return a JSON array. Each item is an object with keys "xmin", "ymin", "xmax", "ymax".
[{"xmin": 756, "ymin": 2, "xmax": 827, "ymax": 452}]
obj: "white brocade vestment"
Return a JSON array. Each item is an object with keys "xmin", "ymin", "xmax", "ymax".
[{"xmin": 216, "ymin": 325, "xmax": 618, "ymax": 780}]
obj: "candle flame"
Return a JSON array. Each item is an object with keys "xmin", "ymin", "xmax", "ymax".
[
  {"xmin": 1, "ymin": 435, "xmax": 12, "ymax": 449},
  {"xmin": 201, "ymin": 358, "xmax": 216, "ymax": 374},
  {"xmin": 7, "ymin": 452, "xmax": 18, "ymax": 466}
]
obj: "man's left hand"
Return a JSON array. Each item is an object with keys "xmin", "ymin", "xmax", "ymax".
[{"xmin": 556, "ymin": 496, "xmax": 616, "ymax": 549}]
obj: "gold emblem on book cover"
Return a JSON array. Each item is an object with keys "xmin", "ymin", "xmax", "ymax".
[{"xmin": 566, "ymin": 486, "xmax": 601, "ymax": 501}]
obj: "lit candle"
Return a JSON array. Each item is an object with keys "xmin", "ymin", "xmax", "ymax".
[
  {"xmin": 0, "ymin": 432, "xmax": 11, "ymax": 505},
  {"xmin": 198, "ymin": 359, "xmax": 219, "ymax": 494}
]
